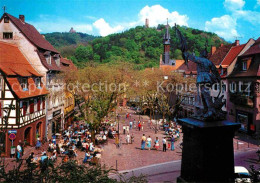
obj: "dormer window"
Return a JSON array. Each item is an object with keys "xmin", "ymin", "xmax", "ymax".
[
  {"xmin": 242, "ymin": 61, "xmax": 247, "ymax": 71},
  {"xmin": 44, "ymin": 51, "xmax": 51, "ymax": 65},
  {"xmin": 21, "ymin": 78, "xmax": 28, "ymax": 91},
  {"xmin": 55, "ymin": 58, "xmax": 60, "ymax": 66},
  {"xmin": 35, "ymin": 77, "xmax": 41, "ymax": 88},
  {"xmin": 4, "ymin": 17, "xmax": 9, "ymax": 23}
]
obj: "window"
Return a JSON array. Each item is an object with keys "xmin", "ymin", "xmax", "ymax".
[
  {"xmin": 0, "ymin": 102, "xmax": 2, "ymax": 117},
  {"xmin": 4, "ymin": 17, "xmax": 9, "ymax": 23},
  {"xmin": 221, "ymin": 68, "xmax": 224, "ymax": 75},
  {"xmin": 21, "ymin": 78, "xmax": 28, "ymax": 91},
  {"xmin": 34, "ymin": 99, "xmax": 37, "ymax": 112},
  {"xmin": 222, "ymin": 84, "xmax": 226, "ymax": 93},
  {"xmin": 35, "ymin": 77, "xmax": 41, "ymax": 88},
  {"xmin": 242, "ymin": 62, "xmax": 247, "ymax": 71},
  {"xmin": 3, "ymin": 32, "xmax": 13, "ymax": 39},
  {"xmin": 55, "ymin": 57, "xmax": 60, "ymax": 66},
  {"xmin": 45, "ymin": 55, "xmax": 51, "ymax": 65},
  {"xmin": 42, "ymin": 98, "xmax": 45, "ymax": 109},
  {"xmin": 0, "ymin": 78, "xmax": 3, "ymax": 91}
]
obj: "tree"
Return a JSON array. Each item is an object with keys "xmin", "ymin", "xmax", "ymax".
[{"xmin": 64, "ymin": 63, "xmax": 132, "ymax": 143}]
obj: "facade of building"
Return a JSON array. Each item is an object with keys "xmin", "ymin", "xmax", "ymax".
[
  {"xmin": 210, "ymin": 39, "xmax": 255, "ymax": 112},
  {"xmin": 227, "ymin": 37, "xmax": 260, "ymax": 134},
  {"xmin": 0, "ymin": 13, "xmax": 76, "ymax": 140},
  {"xmin": 0, "ymin": 41, "xmax": 48, "ymax": 156}
]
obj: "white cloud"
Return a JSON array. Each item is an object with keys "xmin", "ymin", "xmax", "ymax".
[
  {"xmin": 224, "ymin": 0, "xmax": 245, "ymax": 11},
  {"xmin": 93, "ymin": 18, "xmax": 124, "ymax": 36},
  {"xmin": 205, "ymin": 15, "xmax": 239, "ymax": 41},
  {"xmin": 138, "ymin": 5, "xmax": 189, "ymax": 27}
]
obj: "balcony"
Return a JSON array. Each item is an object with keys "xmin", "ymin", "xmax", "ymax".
[{"xmin": 230, "ymin": 93, "xmax": 254, "ymax": 108}]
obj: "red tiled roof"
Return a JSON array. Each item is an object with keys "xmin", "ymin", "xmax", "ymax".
[
  {"xmin": 221, "ymin": 44, "xmax": 246, "ymax": 66},
  {"xmin": 0, "ymin": 41, "xmax": 41, "ymax": 77},
  {"xmin": 178, "ymin": 61, "xmax": 197, "ymax": 72},
  {"xmin": 2, "ymin": 13, "xmax": 58, "ymax": 53},
  {"xmin": 209, "ymin": 44, "xmax": 233, "ymax": 65},
  {"xmin": 61, "ymin": 58, "xmax": 77, "ymax": 71},
  {"xmin": 7, "ymin": 77, "xmax": 48, "ymax": 99},
  {"xmin": 242, "ymin": 37, "xmax": 260, "ymax": 56},
  {"xmin": 37, "ymin": 50, "xmax": 61, "ymax": 71}
]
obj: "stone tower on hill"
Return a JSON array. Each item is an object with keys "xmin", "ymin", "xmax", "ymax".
[{"xmin": 69, "ymin": 27, "xmax": 76, "ymax": 33}]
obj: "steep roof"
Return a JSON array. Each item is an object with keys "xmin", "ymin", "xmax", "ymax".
[
  {"xmin": 221, "ymin": 44, "xmax": 246, "ymax": 66},
  {"xmin": 242, "ymin": 37, "xmax": 260, "ymax": 56},
  {"xmin": 7, "ymin": 77, "xmax": 48, "ymax": 99},
  {"xmin": 61, "ymin": 58, "xmax": 77, "ymax": 71},
  {"xmin": 209, "ymin": 44, "xmax": 233, "ymax": 65},
  {"xmin": 0, "ymin": 41, "xmax": 41, "ymax": 77},
  {"xmin": 2, "ymin": 13, "xmax": 58, "ymax": 53}
]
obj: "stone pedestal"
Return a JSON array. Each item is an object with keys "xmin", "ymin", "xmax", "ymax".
[{"xmin": 177, "ymin": 118, "xmax": 240, "ymax": 183}]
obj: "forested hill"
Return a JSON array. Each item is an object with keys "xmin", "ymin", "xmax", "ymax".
[{"xmin": 44, "ymin": 25, "xmax": 227, "ymax": 69}]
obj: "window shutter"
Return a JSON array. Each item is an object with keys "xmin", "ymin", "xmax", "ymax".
[
  {"xmin": 37, "ymin": 99, "xmax": 41, "ymax": 111},
  {"xmin": 23, "ymin": 102, "xmax": 27, "ymax": 116},
  {"xmin": 42, "ymin": 98, "xmax": 45, "ymax": 109},
  {"xmin": 30, "ymin": 101, "xmax": 34, "ymax": 114}
]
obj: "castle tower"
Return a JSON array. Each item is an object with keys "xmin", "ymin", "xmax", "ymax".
[
  {"xmin": 145, "ymin": 18, "xmax": 149, "ymax": 28},
  {"xmin": 163, "ymin": 19, "xmax": 170, "ymax": 65}
]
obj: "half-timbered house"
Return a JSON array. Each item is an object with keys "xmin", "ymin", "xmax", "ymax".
[{"xmin": 0, "ymin": 41, "xmax": 48, "ymax": 157}]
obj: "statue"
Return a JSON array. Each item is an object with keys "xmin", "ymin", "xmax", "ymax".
[{"xmin": 175, "ymin": 24, "xmax": 225, "ymax": 121}]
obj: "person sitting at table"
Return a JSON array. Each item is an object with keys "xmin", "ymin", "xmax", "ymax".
[
  {"xmin": 56, "ymin": 144, "xmax": 61, "ymax": 154},
  {"xmin": 48, "ymin": 142, "xmax": 54, "ymax": 152},
  {"xmin": 89, "ymin": 142, "xmax": 94, "ymax": 152},
  {"xmin": 50, "ymin": 151, "xmax": 57, "ymax": 162},
  {"xmin": 76, "ymin": 138, "xmax": 82, "ymax": 148},
  {"xmin": 68, "ymin": 146, "xmax": 75, "ymax": 159},
  {"xmin": 63, "ymin": 155, "xmax": 69, "ymax": 163},
  {"xmin": 41, "ymin": 152, "xmax": 48, "ymax": 162},
  {"xmin": 103, "ymin": 134, "xmax": 107, "ymax": 141},
  {"xmin": 26, "ymin": 152, "xmax": 34, "ymax": 167},
  {"xmin": 83, "ymin": 151, "xmax": 93, "ymax": 163}
]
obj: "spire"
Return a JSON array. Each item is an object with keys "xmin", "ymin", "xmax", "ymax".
[{"xmin": 164, "ymin": 18, "xmax": 170, "ymax": 41}]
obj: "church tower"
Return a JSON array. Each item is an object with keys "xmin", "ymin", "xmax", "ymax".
[{"xmin": 163, "ymin": 19, "xmax": 170, "ymax": 65}]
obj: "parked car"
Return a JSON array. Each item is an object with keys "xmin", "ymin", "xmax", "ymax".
[{"xmin": 235, "ymin": 166, "xmax": 251, "ymax": 183}]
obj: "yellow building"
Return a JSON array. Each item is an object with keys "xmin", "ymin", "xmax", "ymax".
[{"xmin": 64, "ymin": 91, "xmax": 75, "ymax": 129}]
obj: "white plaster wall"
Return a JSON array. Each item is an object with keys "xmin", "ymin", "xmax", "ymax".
[{"xmin": 0, "ymin": 19, "xmax": 48, "ymax": 84}]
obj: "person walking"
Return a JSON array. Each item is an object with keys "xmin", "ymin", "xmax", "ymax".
[
  {"xmin": 129, "ymin": 121, "xmax": 133, "ymax": 129},
  {"xmin": 154, "ymin": 137, "xmax": 159, "ymax": 150},
  {"xmin": 138, "ymin": 123, "xmax": 141, "ymax": 131},
  {"xmin": 126, "ymin": 134, "xmax": 130, "ymax": 144},
  {"xmin": 16, "ymin": 142, "xmax": 22, "ymax": 162},
  {"xmin": 131, "ymin": 134, "xmax": 134, "ymax": 144},
  {"xmin": 162, "ymin": 137, "xmax": 167, "ymax": 152},
  {"xmin": 141, "ymin": 134, "xmax": 146, "ymax": 150},
  {"xmin": 146, "ymin": 136, "xmax": 152, "ymax": 150},
  {"xmin": 171, "ymin": 135, "xmax": 175, "ymax": 151}
]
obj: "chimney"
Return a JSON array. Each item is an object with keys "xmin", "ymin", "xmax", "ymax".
[
  {"xmin": 211, "ymin": 46, "xmax": 216, "ymax": 55},
  {"xmin": 19, "ymin": 15, "xmax": 25, "ymax": 23},
  {"xmin": 235, "ymin": 40, "xmax": 240, "ymax": 46}
]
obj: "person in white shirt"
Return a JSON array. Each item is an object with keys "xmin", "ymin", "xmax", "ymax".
[
  {"xmin": 146, "ymin": 136, "xmax": 152, "ymax": 150},
  {"xmin": 162, "ymin": 137, "xmax": 167, "ymax": 152},
  {"xmin": 16, "ymin": 143, "xmax": 22, "ymax": 161},
  {"xmin": 126, "ymin": 134, "xmax": 130, "ymax": 144}
]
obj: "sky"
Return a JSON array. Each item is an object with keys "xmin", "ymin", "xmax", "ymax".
[{"xmin": 0, "ymin": 0, "xmax": 260, "ymax": 43}]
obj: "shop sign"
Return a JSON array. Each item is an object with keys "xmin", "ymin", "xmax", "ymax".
[
  {"xmin": 53, "ymin": 109, "xmax": 61, "ymax": 117},
  {"xmin": 8, "ymin": 130, "xmax": 17, "ymax": 134},
  {"xmin": 48, "ymin": 114, "xmax": 53, "ymax": 120}
]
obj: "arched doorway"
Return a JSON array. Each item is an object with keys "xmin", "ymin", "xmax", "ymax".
[
  {"xmin": 24, "ymin": 127, "xmax": 32, "ymax": 146},
  {"xmin": 36, "ymin": 122, "xmax": 42, "ymax": 140}
]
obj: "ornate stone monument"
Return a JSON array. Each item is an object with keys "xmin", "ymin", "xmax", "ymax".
[{"xmin": 175, "ymin": 25, "xmax": 240, "ymax": 182}]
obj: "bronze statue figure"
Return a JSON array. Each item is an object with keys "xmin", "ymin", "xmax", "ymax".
[{"xmin": 175, "ymin": 25, "xmax": 225, "ymax": 121}]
